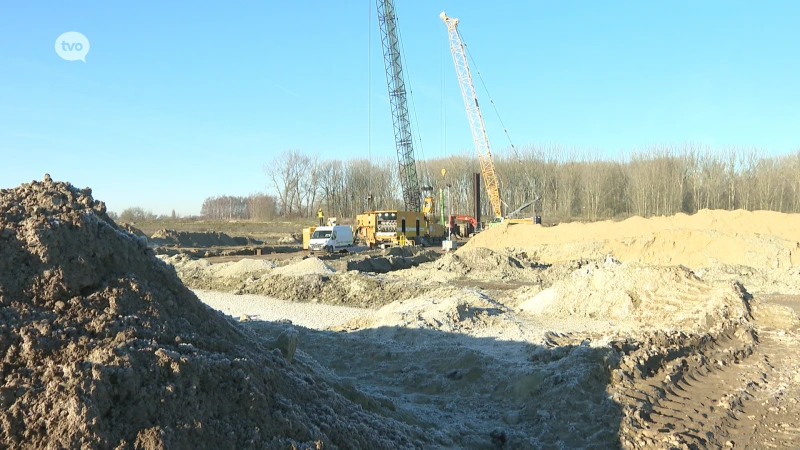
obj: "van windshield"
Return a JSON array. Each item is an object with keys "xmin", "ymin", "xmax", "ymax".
[{"xmin": 311, "ymin": 230, "xmax": 332, "ymax": 239}]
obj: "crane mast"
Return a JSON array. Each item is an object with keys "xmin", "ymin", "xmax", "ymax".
[
  {"xmin": 440, "ymin": 11, "xmax": 503, "ymax": 219},
  {"xmin": 376, "ymin": 0, "xmax": 421, "ymax": 212}
]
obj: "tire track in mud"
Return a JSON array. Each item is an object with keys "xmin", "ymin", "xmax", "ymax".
[
  {"xmin": 613, "ymin": 300, "xmax": 800, "ymax": 449},
  {"xmin": 731, "ymin": 328, "xmax": 800, "ymax": 449}
]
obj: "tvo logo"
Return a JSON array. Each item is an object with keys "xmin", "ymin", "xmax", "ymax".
[{"xmin": 55, "ymin": 32, "xmax": 90, "ymax": 62}]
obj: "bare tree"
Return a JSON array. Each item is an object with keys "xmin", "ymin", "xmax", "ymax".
[
  {"xmin": 264, "ymin": 150, "xmax": 309, "ymax": 218},
  {"xmin": 261, "ymin": 145, "xmax": 800, "ymax": 223}
]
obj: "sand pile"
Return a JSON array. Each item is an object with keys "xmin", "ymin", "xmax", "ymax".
[
  {"xmin": 0, "ymin": 177, "xmax": 429, "ymax": 449},
  {"xmin": 149, "ymin": 229, "xmax": 255, "ymax": 247},
  {"xmin": 273, "ymin": 257, "xmax": 335, "ymax": 277},
  {"xmin": 277, "ymin": 234, "xmax": 300, "ymax": 244},
  {"xmin": 466, "ymin": 209, "xmax": 800, "ymax": 270},
  {"xmin": 212, "ymin": 258, "xmax": 277, "ymax": 278},
  {"xmin": 518, "ymin": 261, "xmax": 751, "ymax": 333},
  {"xmin": 400, "ymin": 247, "xmax": 540, "ymax": 283}
]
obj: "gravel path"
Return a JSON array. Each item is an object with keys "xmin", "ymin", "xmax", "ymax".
[{"xmin": 192, "ymin": 289, "xmax": 371, "ymax": 329}]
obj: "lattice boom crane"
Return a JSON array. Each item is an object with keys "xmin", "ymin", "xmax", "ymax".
[
  {"xmin": 377, "ymin": 0, "xmax": 421, "ymax": 212},
  {"xmin": 440, "ymin": 11, "xmax": 503, "ymax": 219}
]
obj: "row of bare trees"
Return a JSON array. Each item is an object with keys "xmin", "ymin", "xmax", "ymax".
[
  {"xmin": 200, "ymin": 194, "xmax": 278, "ymax": 220},
  {"xmin": 264, "ymin": 150, "xmax": 403, "ymax": 219},
  {"xmin": 261, "ymin": 145, "xmax": 800, "ymax": 222}
]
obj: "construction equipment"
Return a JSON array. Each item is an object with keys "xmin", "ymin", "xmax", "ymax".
[
  {"xmin": 448, "ymin": 214, "xmax": 478, "ymax": 237},
  {"xmin": 440, "ymin": 11, "xmax": 503, "ymax": 221},
  {"xmin": 301, "ymin": 226, "xmax": 317, "ymax": 250},
  {"xmin": 356, "ymin": 0, "xmax": 446, "ymax": 248},
  {"xmin": 356, "ymin": 209, "xmax": 442, "ymax": 248},
  {"xmin": 440, "ymin": 12, "xmax": 538, "ymax": 226},
  {"xmin": 377, "ymin": 0, "xmax": 421, "ymax": 212}
]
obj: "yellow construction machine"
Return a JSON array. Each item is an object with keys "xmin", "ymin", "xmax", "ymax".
[{"xmin": 356, "ymin": 197, "xmax": 446, "ymax": 248}]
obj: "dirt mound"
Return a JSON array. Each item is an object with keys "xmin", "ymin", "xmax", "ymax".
[
  {"xmin": 149, "ymin": 229, "xmax": 256, "ymax": 247},
  {"xmin": 465, "ymin": 209, "xmax": 800, "ymax": 270},
  {"xmin": 277, "ymin": 234, "xmax": 300, "ymax": 244},
  {"xmin": 519, "ymin": 261, "xmax": 751, "ymax": 333},
  {"xmin": 118, "ymin": 222, "xmax": 147, "ymax": 238},
  {"xmin": 211, "ymin": 258, "xmax": 277, "ymax": 278},
  {"xmin": 273, "ymin": 257, "xmax": 335, "ymax": 276},
  {"xmin": 0, "ymin": 177, "xmax": 429, "ymax": 449},
  {"xmin": 405, "ymin": 247, "xmax": 537, "ymax": 282},
  {"xmin": 346, "ymin": 249, "xmax": 439, "ymax": 274}
]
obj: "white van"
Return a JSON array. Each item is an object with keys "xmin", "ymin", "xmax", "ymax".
[{"xmin": 308, "ymin": 225, "xmax": 354, "ymax": 253}]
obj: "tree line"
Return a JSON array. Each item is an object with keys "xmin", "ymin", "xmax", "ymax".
[
  {"xmin": 114, "ymin": 194, "xmax": 278, "ymax": 223},
  {"xmin": 200, "ymin": 194, "xmax": 278, "ymax": 220},
  {"xmin": 261, "ymin": 145, "xmax": 800, "ymax": 223}
]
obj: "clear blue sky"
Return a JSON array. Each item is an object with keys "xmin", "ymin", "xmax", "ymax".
[{"xmin": 2, "ymin": 1, "xmax": 798, "ymax": 216}]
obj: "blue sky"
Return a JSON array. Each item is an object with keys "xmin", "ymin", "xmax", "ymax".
[{"xmin": 1, "ymin": 1, "xmax": 798, "ymax": 216}]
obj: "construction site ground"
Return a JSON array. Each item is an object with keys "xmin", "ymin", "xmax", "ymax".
[
  {"xmin": 157, "ymin": 210, "xmax": 800, "ymax": 449},
  {"xmin": 2, "ymin": 178, "xmax": 799, "ymax": 450}
]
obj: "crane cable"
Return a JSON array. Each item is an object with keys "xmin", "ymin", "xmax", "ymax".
[
  {"xmin": 458, "ymin": 27, "xmax": 540, "ymax": 215},
  {"xmin": 458, "ymin": 28, "xmax": 519, "ymax": 160},
  {"xmin": 367, "ymin": 0, "xmax": 372, "ymax": 199}
]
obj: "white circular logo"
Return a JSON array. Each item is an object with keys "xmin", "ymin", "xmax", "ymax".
[{"xmin": 55, "ymin": 32, "xmax": 90, "ymax": 62}]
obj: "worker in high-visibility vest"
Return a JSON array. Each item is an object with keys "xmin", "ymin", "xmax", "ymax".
[{"xmin": 317, "ymin": 208, "xmax": 324, "ymax": 226}]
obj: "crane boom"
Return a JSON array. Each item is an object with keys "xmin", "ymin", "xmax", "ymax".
[
  {"xmin": 376, "ymin": 0, "xmax": 421, "ymax": 212},
  {"xmin": 440, "ymin": 11, "xmax": 503, "ymax": 219}
]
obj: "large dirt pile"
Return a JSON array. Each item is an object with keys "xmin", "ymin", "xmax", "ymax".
[
  {"xmin": 518, "ymin": 261, "xmax": 751, "ymax": 334},
  {"xmin": 149, "ymin": 229, "xmax": 256, "ymax": 247},
  {"xmin": 465, "ymin": 209, "xmax": 800, "ymax": 270},
  {"xmin": 0, "ymin": 177, "xmax": 429, "ymax": 449}
]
